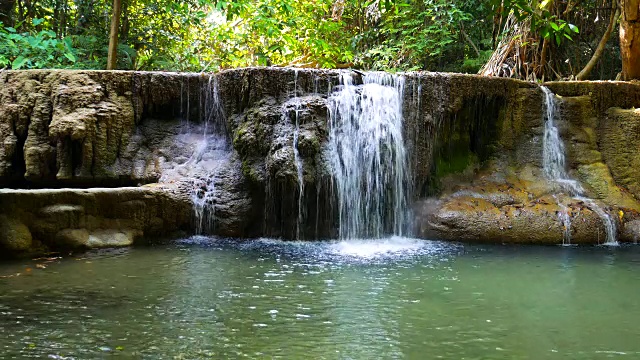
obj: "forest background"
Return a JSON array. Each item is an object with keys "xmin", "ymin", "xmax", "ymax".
[{"xmin": 0, "ymin": 0, "xmax": 634, "ymax": 81}]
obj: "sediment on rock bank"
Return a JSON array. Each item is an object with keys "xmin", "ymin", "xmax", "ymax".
[
  {"xmin": 0, "ymin": 187, "xmax": 191, "ymax": 257},
  {"xmin": 2, "ymin": 68, "xmax": 640, "ymax": 257}
]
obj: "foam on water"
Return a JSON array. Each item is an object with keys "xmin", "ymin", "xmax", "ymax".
[
  {"xmin": 176, "ymin": 236, "xmax": 454, "ymax": 263},
  {"xmin": 327, "ymin": 236, "xmax": 429, "ymax": 258}
]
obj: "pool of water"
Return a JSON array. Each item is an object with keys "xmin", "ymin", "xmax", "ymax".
[{"xmin": 0, "ymin": 237, "xmax": 639, "ymax": 359}]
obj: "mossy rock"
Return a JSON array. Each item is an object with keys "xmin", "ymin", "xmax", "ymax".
[
  {"xmin": 0, "ymin": 215, "xmax": 33, "ymax": 253},
  {"xmin": 576, "ymin": 162, "xmax": 640, "ymax": 211},
  {"xmin": 600, "ymin": 108, "xmax": 640, "ymax": 199}
]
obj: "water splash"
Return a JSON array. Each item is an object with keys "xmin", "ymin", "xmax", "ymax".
[
  {"xmin": 577, "ymin": 196, "xmax": 618, "ymax": 246},
  {"xmin": 328, "ymin": 72, "xmax": 410, "ymax": 239},
  {"xmin": 541, "ymin": 86, "xmax": 617, "ymax": 245},
  {"xmin": 555, "ymin": 196, "xmax": 573, "ymax": 246},
  {"xmin": 177, "ymin": 236, "xmax": 456, "ymax": 262},
  {"xmin": 328, "ymin": 236, "xmax": 429, "ymax": 259}
]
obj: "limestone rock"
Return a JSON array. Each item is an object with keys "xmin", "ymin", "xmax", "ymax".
[
  {"xmin": 54, "ymin": 228, "xmax": 139, "ymax": 249},
  {"xmin": 2, "ymin": 68, "xmax": 640, "ymax": 246},
  {"xmin": 0, "ymin": 216, "xmax": 33, "ymax": 252},
  {"xmin": 417, "ymin": 191, "xmax": 609, "ymax": 245},
  {"xmin": 0, "ymin": 187, "xmax": 191, "ymax": 255},
  {"xmin": 600, "ymin": 108, "xmax": 640, "ymax": 199},
  {"xmin": 54, "ymin": 229, "xmax": 90, "ymax": 248}
]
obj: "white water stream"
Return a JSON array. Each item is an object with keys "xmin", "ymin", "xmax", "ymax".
[
  {"xmin": 161, "ymin": 75, "xmax": 229, "ymax": 234},
  {"xmin": 541, "ymin": 86, "xmax": 617, "ymax": 245},
  {"xmin": 290, "ymin": 70, "xmax": 305, "ymax": 239},
  {"xmin": 328, "ymin": 72, "xmax": 411, "ymax": 239}
]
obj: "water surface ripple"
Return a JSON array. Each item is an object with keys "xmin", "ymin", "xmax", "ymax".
[{"xmin": 0, "ymin": 238, "xmax": 638, "ymax": 359}]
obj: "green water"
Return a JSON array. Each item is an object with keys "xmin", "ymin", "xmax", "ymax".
[{"xmin": 0, "ymin": 237, "xmax": 639, "ymax": 359}]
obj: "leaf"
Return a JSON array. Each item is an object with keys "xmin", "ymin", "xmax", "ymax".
[
  {"xmin": 539, "ymin": 0, "xmax": 551, "ymax": 9},
  {"xmin": 32, "ymin": 18, "xmax": 45, "ymax": 26},
  {"xmin": 550, "ymin": 22, "xmax": 559, "ymax": 31},
  {"xmin": 569, "ymin": 24, "xmax": 579, "ymax": 33},
  {"xmin": 64, "ymin": 52, "xmax": 77, "ymax": 62},
  {"xmin": 540, "ymin": 27, "xmax": 549, "ymax": 38},
  {"xmin": 11, "ymin": 56, "xmax": 27, "ymax": 69}
]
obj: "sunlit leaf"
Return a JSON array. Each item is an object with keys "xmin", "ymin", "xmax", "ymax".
[{"xmin": 12, "ymin": 56, "xmax": 28, "ymax": 69}]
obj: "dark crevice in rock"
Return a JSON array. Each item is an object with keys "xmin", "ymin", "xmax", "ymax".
[
  {"xmin": 421, "ymin": 96, "xmax": 505, "ymax": 197},
  {"xmin": 73, "ymin": 139, "xmax": 85, "ymax": 178}
]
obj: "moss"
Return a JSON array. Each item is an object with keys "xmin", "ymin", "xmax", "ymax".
[
  {"xmin": 241, "ymin": 159, "xmax": 264, "ymax": 184},
  {"xmin": 576, "ymin": 162, "xmax": 640, "ymax": 211},
  {"xmin": 435, "ymin": 150, "xmax": 478, "ymax": 179},
  {"xmin": 600, "ymin": 108, "xmax": 640, "ymax": 199},
  {"xmin": 0, "ymin": 215, "xmax": 33, "ymax": 253}
]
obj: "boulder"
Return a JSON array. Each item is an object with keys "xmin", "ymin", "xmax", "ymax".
[
  {"xmin": 0, "ymin": 216, "xmax": 33, "ymax": 253},
  {"xmin": 0, "ymin": 187, "xmax": 191, "ymax": 256},
  {"xmin": 54, "ymin": 228, "xmax": 141, "ymax": 249}
]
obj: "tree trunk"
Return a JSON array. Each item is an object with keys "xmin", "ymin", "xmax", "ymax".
[
  {"xmin": 576, "ymin": 1, "xmax": 620, "ymax": 80},
  {"xmin": 120, "ymin": 0, "xmax": 130, "ymax": 42},
  {"xmin": 0, "ymin": 0, "xmax": 16, "ymax": 27},
  {"xmin": 621, "ymin": 0, "xmax": 640, "ymax": 80},
  {"xmin": 106, "ymin": 0, "xmax": 122, "ymax": 70}
]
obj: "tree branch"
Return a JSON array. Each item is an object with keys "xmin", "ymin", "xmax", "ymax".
[
  {"xmin": 460, "ymin": 21, "xmax": 481, "ymax": 57},
  {"xmin": 576, "ymin": 0, "xmax": 620, "ymax": 80}
]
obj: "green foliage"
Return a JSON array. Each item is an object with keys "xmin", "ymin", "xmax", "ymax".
[
  {"xmin": 0, "ymin": 0, "xmax": 618, "ymax": 79},
  {"xmin": 460, "ymin": 50, "xmax": 492, "ymax": 73},
  {"xmin": 0, "ymin": 0, "xmax": 485, "ymax": 72},
  {"xmin": 356, "ymin": 0, "xmax": 472, "ymax": 71},
  {"xmin": 207, "ymin": 0, "xmax": 353, "ymax": 69},
  {"xmin": 1, "ymin": 19, "xmax": 79, "ymax": 69},
  {"xmin": 491, "ymin": 0, "xmax": 580, "ymax": 46}
]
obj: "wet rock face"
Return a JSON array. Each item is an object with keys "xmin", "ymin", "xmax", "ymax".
[
  {"xmin": 417, "ymin": 81, "xmax": 640, "ymax": 245},
  {"xmin": 600, "ymin": 108, "xmax": 640, "ymax": 199},
  {"xmin": 226, "ymin": 81, "xmax": 337, "ymax": 239},
  {"xmin": 0, "ymin": 70, "xmax": 205, "ymax": 187},
  {"xmin": 0, "ymin": 187, "xmax": 191, "ymax": 256},
  {"xmin": 415, "ymin": 178, "xmax": 614, "ymax": 245},
  {"xmin": 3, "ymin": 68, "xmax": 640, "ymax": 250}
]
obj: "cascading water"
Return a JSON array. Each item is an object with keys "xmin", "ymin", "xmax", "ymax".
[
  {"xmin": 541, "ymin": 86, "xmax": 617, "ymax": 245},
  {"xmin": 328, "ymin": 72, "xmax": 411, "ymax": 239},
  {"xmin": 161, "ymin": 75, "xmax": 229, "ymax": 235},
  {"xmin": 291, "ymin": 70, "xmax": 305, "ymax": 239}
]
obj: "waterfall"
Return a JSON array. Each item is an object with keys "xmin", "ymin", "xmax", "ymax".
[
  {"xmin": 328, "ymin": 72, "xmax": 410, "ymax": 239},
  {"xmin": 192, "ymin": 76, "xmax": 229, "ymax": 234},
  {"xmin": 161, "ymin": 75, "xmax": 229, "ymax": 235},
  {"xmin": 291, "ymin": 70, "xmax": 305, "ymax": 239},
  {"xmin": 541, "ymin": 87, "xmax": 617, "ymax": 245}
]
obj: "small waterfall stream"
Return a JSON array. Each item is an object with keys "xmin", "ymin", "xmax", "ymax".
[
  {"xmin": 328, "ymin": 72, "xmax": 410, "ymax": 239},
  {"xmin": 290, "ymin": 70, "xmax": 305, "ymax": 239},
  {"xmin": 161, "ymin": 75, "xmax": 229, "ymax": 235},
  {"xmin": 541, "ymin": 86, "xmax": 617, "ymax": 245}
]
